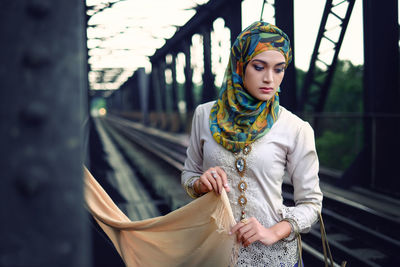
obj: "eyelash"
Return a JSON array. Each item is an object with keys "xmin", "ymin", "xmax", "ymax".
[{"xmin": 253, "ymin": 65, "xmax": 284, "ymax": 73}]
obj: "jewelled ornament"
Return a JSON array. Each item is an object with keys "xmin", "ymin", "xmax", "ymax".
[{"xmin": 233, "ymin": 144, "xmax": 251, "ymax": 220}]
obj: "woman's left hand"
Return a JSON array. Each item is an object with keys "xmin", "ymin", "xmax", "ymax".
[{"xmin": 230, "ymin": 217, "xmax": 288, "ymax": 247}]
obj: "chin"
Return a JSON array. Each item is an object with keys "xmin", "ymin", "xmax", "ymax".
[{"xmin": 258, "ymin": 95, "xmax": 273, "ymax": 101}]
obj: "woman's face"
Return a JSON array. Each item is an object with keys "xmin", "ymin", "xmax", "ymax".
[{"xmin": 243, "ymin": 50, "xmax": 286, "ymax": 101}]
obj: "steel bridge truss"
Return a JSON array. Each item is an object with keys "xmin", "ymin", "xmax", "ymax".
[{"xmin": 299, "ymin": 0, "xmax": 356, "ymax": 113}]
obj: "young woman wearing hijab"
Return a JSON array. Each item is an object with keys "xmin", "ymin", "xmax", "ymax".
[{"xmin": 182, "ymin": 21, "xmax": 323, "ymax": 266}]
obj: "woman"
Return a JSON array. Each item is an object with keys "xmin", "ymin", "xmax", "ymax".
[{"xmin": 182, "ymin": 21, "xmax": 323, "ymax": 266}]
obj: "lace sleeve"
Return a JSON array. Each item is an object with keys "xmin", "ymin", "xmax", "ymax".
[{"xmin": 281, "ymin": 122, "xmax": 323, "ymax": 234}]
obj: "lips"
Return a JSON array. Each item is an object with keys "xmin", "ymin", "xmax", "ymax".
[{"xmin": 259, "ymin": 87, "xmax": 274, "ymax": 93}]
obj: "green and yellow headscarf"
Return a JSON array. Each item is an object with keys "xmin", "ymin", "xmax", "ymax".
[{"xmin": 209, "ymin": 21, "xmax": 292, "ymax": 152}]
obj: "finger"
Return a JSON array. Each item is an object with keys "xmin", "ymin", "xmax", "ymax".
[
  {"xmin": 241, "ymin": 229, "xmax": 255, "ymax": 243},
  {"xmin": 194, "ymin": 179, "xmax": 202, "ymax": 194},
  {"xmin": 200, "ymin": 175, "xmax": 213, "ymax": 192},
  {"xmin": 231, "ymin": 218, "xmax": 250, "ymax": 234},
  {"xmin": 216, "ymin": 166, "xmax": 230, "ymax": 192},
  {"xmin": 198, "ymin": 180, "xmax": 210, "ymax": 194},
  {"xmin": 205, "ymin": 172, "xmax": 218, "ymax": 195},
  {"xmin": 230, "ymin": 221, "xmax": 243, "ymax": 235},
  {"xmin": 211, "ymin": 169, "xmax": 223, "ymax": 194},
  {"xmin": 237, "ymin": 224, "xmax": 252, "ymax": 242},
  {"xmin": 243, "ymin": 233, "xmax": 258, "ymax": 247}
]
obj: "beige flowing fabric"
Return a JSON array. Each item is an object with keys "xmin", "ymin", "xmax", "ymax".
[{"xmin": 84, "ymin": 167, "xmax": 239, "ymax": 267}]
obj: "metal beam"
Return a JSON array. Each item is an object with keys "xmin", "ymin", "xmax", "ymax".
[
  {"xmin": 201, "ymin": 25, "xmax": 216, "ymax": 103},
  {"xmin": 183, "ymin": 40, "xmax": 194, "ymax": 112},
  {"xmin": 275, "ymin": 0, "xmax": 297, "ymax": 111},
  {"xmin": 222, "ymin": 0, "xmax": 242, "ymax": 46},
  {"xmin": 360, "ymin": 0, "xmax": 399, "ymax": 195},
  {"xmin": 171, "ymin": 54, "xmax": 179, "ymax": 112},
  {"xmin": 0, "ymin": 1, "xmax": 90, "ymax": 266},
  {"xmin": 299, "ymin": 0, "xmax": 355, "ymax": 114},
  {"xmin": 150, "ymin": 0, "xmax": 243, "ymax": 63},
  {"xmin": 341, "ymin": 0, "xmax": 399, "ymax": 198}
]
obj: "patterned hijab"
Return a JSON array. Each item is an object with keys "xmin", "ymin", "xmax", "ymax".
[{"xmin": 209, "ymin": 21, "xmax": 292, "ymax": 152}]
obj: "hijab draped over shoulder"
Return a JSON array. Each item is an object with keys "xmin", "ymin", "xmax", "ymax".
[{"xmin": 209, "ymin": 21, "xmax": 292, "ymax": 152}]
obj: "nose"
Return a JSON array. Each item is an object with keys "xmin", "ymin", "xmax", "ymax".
[{"xmin": 263, "ymin": 69, "xmax": 273, "ymax": 83}]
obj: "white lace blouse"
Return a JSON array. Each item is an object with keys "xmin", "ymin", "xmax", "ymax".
[{"xmin": 181, "ymin": 101, "xmax": 323, "ymax": 267}]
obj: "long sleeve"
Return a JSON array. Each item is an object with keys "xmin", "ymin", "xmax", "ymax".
[
  {"xmin": 181, "ymin": 105, "xmax": 205, "ymax": 198},
  {"xmin": 281, "ymin": 121, "xmax": 323, "ymax": 234}
]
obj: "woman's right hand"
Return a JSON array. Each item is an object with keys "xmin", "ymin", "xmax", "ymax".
[{"xmin": 194, "ymin": 166, "xmax": 230, "ymax": 195}]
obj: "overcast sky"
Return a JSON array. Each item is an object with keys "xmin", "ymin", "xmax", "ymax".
[{"xmin": 86, "ymin": 0, "xmax": 399, "ymax": 90}]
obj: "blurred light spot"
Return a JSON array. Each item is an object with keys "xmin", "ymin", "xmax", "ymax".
[{"xmin": 99, "ymin": 108, "xmax": 107, "ymax": 116}]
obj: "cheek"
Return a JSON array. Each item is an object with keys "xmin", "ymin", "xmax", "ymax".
[
  {"xmin": 243, "ymin": 72, "xmax": 254, "ymax": 88},
  {"xmin": 275, "ymin": 73, "xmax": 284, "ymax": 85}
]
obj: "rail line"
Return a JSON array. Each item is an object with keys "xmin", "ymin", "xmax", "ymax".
[{"xmin": 101, "ymin": 115, "xmax": 400, "ymax": 266}]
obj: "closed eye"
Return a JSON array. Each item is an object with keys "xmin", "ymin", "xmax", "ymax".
[{"xmin": 254, "ymin": 65, "xmax": 264, "ymax": 71}]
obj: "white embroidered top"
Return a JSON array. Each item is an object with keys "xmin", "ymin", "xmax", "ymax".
[{"xmin": 181, "ymin": 101, "xmax": 323, "ymax": 267}]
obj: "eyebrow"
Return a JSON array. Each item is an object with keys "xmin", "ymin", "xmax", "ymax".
[{"xmin": 251, "ymin": 59, "xmax": 286, "ymax": 67}]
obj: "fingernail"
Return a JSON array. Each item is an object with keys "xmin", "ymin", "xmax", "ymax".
[
  {"xmin": 224, "ymin": 183, "xmax": 228, "ymax": 187},
  {"xmin": 229, "ymin": 231, "xmax": 232, "ymax": 235}
]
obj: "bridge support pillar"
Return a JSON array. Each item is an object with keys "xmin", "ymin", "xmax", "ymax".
[
  {"xmin": 275, "ymin": 0, "xmax": 297, "ymax": 111},
  {"xmin": 201, "ymin": 26, "xmax": 216, "ymax": 103},
  {"xmin": 343, "ymin": 0, "xmax": 400, "ymax": 197},
  {"xmin": 183, "ymin": 39, "xmax": 194, "ymax": 132},
  {"xmin": 0, "ymin": 0, "xmax": 90, "ymax": 266}
]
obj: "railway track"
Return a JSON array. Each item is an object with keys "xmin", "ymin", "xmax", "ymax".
[{"xmin": 100, "ymin": 115, "xmax": 400, "ymax": 266}]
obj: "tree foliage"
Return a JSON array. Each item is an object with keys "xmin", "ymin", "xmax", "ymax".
[{"xmin": 298, "ymin": 60, "xmax": 364, "ymax": 170}]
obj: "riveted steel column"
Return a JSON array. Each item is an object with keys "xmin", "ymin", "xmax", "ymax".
[
  {"xmin": 361, "ymin": 0, "xmax": 399, "ymax": 195},
  {"xmin": 114, "ymin": 89, "xmax": 123, "ymax": 112},
  {"xmin": 275, "ymin": 0, "xmax": 297, "ymax": 111},
  {"xmin": 224, "ymin": 0, "xmax": 242, "ymax": 46},
  {"xmin": 158, "ymin": 60, "xmax": 168, "ymax": 129},
  {"xmin": 183, "ymin": 40, "xmax": 194, "ymax": 113},
  {"xmin": 171, "ymin": 53, "xmax": 182, "ymax": 132},
  {"xmin": 183, "ymin": 39, "xmax": 195, "ymax": 132},
  {"xmin": 137, "ymin": 68, "xmax": 149, "ymax": 125},
  {"xmin": 201, "ymin": 25, "xmax": 215, "ymax": 103},
  {"xmin": 0, "ymin": 1, "xmax": 89, "ymax": 266},
  {"xmin": 148, "ymin": 67, "xmax": 157, "ymax": 126},
  {"xmin": 171, "ymin": 54, "xmax": 179, "ymax": 113},
  {"xmin": 128, "ymin": 78, "xmax": 138, "ymax": 112},
  {"xmin": 151, "ymin": 65, "xmax": 163, "ymax": 127}
]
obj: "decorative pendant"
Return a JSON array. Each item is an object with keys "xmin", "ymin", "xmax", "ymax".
[
  {"xmin": 238, "ymin": 181, "xmax": 247, "ymax": 192},
  {"xmin": 243, "ymin": 145, "xmax": 251, "ymax": 155},
  {"xmin": 241, "ymin": 210, "xmax": 246, "ymax": 220},
  {"xmin": 233, "ymin": 144, "xmax": 251, "ymax": 221},
  {"xmin": 238, "ymin": 195, "xmax": 247, "ymax": 206},
  {"xmin": 235, "ymin": 157, "xmax": 246, "ymax": 177}
]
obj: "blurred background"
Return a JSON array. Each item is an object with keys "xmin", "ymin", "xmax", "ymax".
[{"xmin": 0, "ymin": 0, "xmax": 399, "ymax": 266}]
